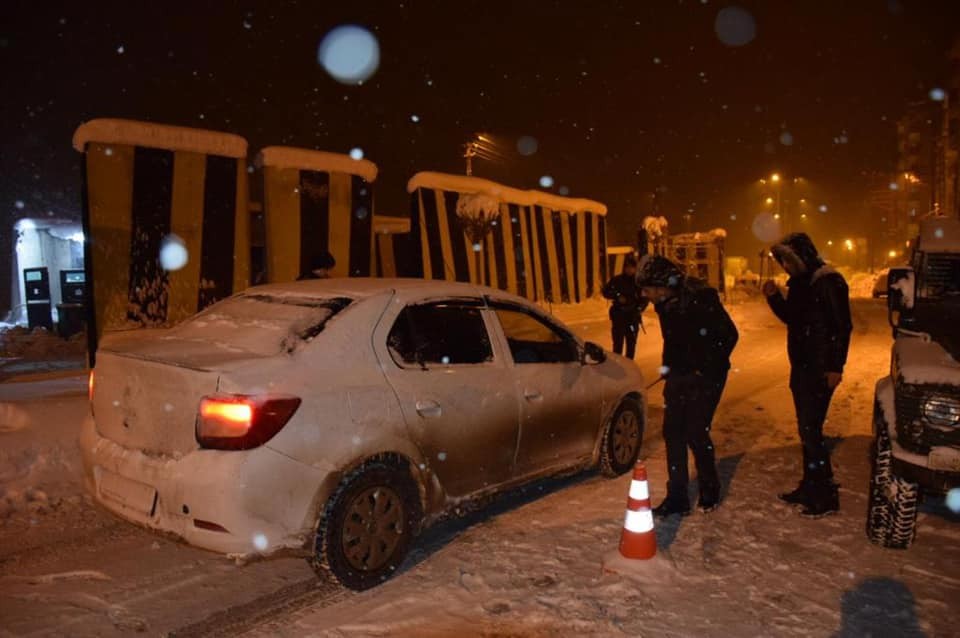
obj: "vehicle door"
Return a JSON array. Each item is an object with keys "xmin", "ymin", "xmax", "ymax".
[
  {"xmin": 488, "ymin": 301, "xmax": 602, "ymax": 473},
  {"xmin": 374, "ymin": 296, "xmax": 520, "ymax": 498}
]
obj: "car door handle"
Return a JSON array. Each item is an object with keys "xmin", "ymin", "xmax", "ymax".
[
  {"xmin": 415, "ymin": 400, "xmax": 442, "ymax": 418},
  {"xmin": 523, "ymin": 389, "xmax": 543, "ymax": 401}
]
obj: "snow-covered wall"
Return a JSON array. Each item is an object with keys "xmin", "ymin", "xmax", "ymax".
[
  {"xmin": 257, "ymin": 146, "xmax": 376, "ymax": 282},
  {"xmin": 74, "ymin": 119, "xmax": 251, "ymax": 364},
  {"xmin": 404, "ymin": 172, "xmax": 608, "ymax": 303}
]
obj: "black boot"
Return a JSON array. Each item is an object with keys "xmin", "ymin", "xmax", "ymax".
[
  {"xmin": 698, "ymin": 493, "xmax": 721, "ymax": 513},
  {"xmin": 653, "ymin": 498, "xmax": 691, "ymax": 518},
  {"xmin": 800, "ymin": 483, "xmax": 839, "ymax": 518},
  {"xmin": 778, "ymin": 481, "xmax": 812, "ymax": 506}
]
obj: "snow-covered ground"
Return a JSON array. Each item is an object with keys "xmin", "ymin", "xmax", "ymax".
[
  {"xmin": 1, "ymin": 298, "xmax": 958, "ymax": 637},
  {"xmin": 0, "ymin": 326, "xmax": 86, "ymax": 380}
]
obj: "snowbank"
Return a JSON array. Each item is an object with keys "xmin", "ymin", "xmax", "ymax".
[
  {"xmin": 0, "ymin": 374, "xmax": 88, "ymax": 520},
  {"xmin": 1, "ymin": 326, "xmax": 86, "ymax": 361}
]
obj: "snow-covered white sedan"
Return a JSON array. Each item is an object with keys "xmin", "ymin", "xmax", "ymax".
[{"xmin": 81, "ymin": 279, "xmax": 645, "ymax": 589}]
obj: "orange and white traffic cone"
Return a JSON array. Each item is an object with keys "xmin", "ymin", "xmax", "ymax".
[{"xmin": 618, "ymin": 460, "xmax": 657, "ymax": 560}]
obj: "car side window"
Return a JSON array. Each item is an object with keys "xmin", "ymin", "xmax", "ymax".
[
  {"xmin": 494, "ymin": 307, "xmax": 579, "ymax": 364},
  {"xmin": 387, "ymin": 303, "xmax": 494, "ymax": 367}
]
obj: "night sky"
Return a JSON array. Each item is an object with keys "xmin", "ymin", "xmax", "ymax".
[{"xmin": 3, "ymin": 1, "xmax": 959, "ymax": 257}]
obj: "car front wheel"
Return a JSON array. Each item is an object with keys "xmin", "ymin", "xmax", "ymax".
[
  {"xmin": 866, "ymin": 411, "xmax": 920, "ymax": 549},
  {"xmin": 311, "ymin": 460, "xmax": 421, "ymax": 590},
  {"xmin": 599, "ymin": 399, "xmax": 644, "ymax": 477}
]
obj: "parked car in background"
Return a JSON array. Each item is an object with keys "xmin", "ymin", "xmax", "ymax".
[
  {"xmin": 81, "ymin": 279, "xmax": 646, "ymax": 589},
  {"xmin": 872, "ymin": 268, "xmax": 890, "ymax": 298}
]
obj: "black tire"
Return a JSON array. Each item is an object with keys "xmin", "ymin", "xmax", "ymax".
[
  {"xmin": 866, "ymin": 407, "xmax": 920, "ymax": 549},
  {"xmin": 311, "ymin": 460, "xmax": 421, "ymax": 590},
  {"xmin": 599, "ymin": 399, "xmax": 644, "ymax": 477}
]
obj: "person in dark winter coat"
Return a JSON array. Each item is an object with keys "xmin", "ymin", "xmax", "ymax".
[
  {"xmin": 763, "ymin": 232, "xmax": 852, "ymax": 518},
  {"xmin": 637, "ymin": 256, "xmax": 739, "ymax": 517},
  {"xmin": 602, "ymin": 256, "xmax": 648, "ymax": 359},
  {"xmin": 298, "ymin": 251, "xmax": 336, "ymax": 280}
]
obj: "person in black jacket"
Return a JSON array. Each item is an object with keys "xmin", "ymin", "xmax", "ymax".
[
  {"xmin": 637, "ymin": 256, "xmax": 739, "ymax": 517},
  {"xmin": 602, "ymin": 256, "xmax": 648, "ymax": 359},
  {"xmin": 763, "ymin": 233, "xmax": 852, "ymax": 518}
]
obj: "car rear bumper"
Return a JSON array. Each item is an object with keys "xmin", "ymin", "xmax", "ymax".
[{"xmin": 80, "ymin": 416, "xmax": 331, "ymax": 556}]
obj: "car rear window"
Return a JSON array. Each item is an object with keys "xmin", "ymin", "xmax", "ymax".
[{"xmin": 168, "ymin": 294, "xmax": 351, "ymax": 356}]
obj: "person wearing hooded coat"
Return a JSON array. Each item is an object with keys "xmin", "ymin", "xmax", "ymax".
[
  {"xmin": 763, "ymin": 233, "xmax": 852, "ymax": 517},
  {"xmin": 637, "ymin": 256, "xmax": 739, "ymax": 517},
  {"xmin": 601, "ymin": 256, "xmax": 648, "ymax": 359}
]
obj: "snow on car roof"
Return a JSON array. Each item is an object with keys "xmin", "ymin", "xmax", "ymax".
[
  {"xmin": 256, "ymin": 146, "xmax": 378, "ymax": 182},
  {"xmin": 406, "ymin": 172, "xmax": 607, "ymax": 215},
  {"xmin": 242, "ymin": 278, "xmax": 510, "ymax": 301},
  {"xmin": 72, "ymin": 118, "xmax": 247, "ymax": 157}
]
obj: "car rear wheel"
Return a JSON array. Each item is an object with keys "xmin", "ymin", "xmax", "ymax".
[
  {"xmin": 311, "ymin": 460, "xmax": 421, "ymax": 590},
  {"xmin": 599, "ymin": 399, "xmax": 643, "ymax": 477},
  {"xmin": 866, "ymin": 411, "xmax": 920, "ymax": 549}
]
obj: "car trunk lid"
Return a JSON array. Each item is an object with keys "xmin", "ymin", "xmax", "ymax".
[{"xmin": 92, "ymin": 348, "xmax": 223, "ymax": 456}]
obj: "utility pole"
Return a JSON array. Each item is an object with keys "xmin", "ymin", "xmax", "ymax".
[{"xmin": 463, "ymin": 142, "xmax": 477, "ymax": 176}]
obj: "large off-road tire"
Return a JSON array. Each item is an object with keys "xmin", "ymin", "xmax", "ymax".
[
  {"xmin": 866, "ymin": 410, "xmax": 920, "ymax": 549},
  {"xmin": 599, "ymin": 399, "xmax": 644, "ymax": 477},
  {"xmin": 311, "ymin": 460, "xmax": 421, "ymax": 590}
]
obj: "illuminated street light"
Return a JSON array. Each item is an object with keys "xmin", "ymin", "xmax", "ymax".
[
  {"xmin": 773, "ymin": 213, "xmax": 781, "ymax": 219},
  {"xmin": 844, "ymin": 239, "xmax": 854, "ymax": 251},
  {"xmin": 888, "ymin": 249, "xmax": 897, "ymax": 258},
  {"xmin": 765, "ymin": 196, "xmax": 774, "ymax": 205},
  {"xmin": 463, "ymin": 132, "xmax": 503, "ymax": 175},
  {"xmin": 771, "ymin": 173, "xmax": 781, "ymax": 183},
  {"xmin": 827, "ymin": 240, "xmax": 833, "ymax": 246},
  {"xmin": 800, "ymin": 213, "xmax": 807, "ymax": 220}
]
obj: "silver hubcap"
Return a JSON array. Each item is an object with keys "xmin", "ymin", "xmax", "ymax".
[{"xmin": 342, "ymin": 486, "xmax": 404, "ymax": 571}]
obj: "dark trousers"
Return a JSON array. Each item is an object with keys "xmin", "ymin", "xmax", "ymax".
[
  {"xmin": 662, "ymin": 371, "xmax": 727, "ymax": 503},
  {"xmin": 612, "ymin": 321, "xmax": 639, "ymax": 359},
  {"xmin": 789, "ymin": 368, "xmax": 836, "ymax": 485}
]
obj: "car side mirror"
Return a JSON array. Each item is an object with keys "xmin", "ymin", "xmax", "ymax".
[
  {"xmin": 582, "ymin": 341, "xmax": 606, "ymax": 365},
  {"xmin": 887, "ymin": 267, "xmax": 914, "ymax": 330}
]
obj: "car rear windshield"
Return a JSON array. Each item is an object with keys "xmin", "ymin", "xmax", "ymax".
[{"xmin": 168, "ymin": 294, "xmax": 351, "ymax": 356}]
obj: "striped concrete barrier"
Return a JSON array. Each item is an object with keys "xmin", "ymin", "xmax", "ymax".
[
  {"xmin": 73, "ymin": 118, "xmax": 250, "ymax": 364},
  {"xmin": 405, "ymin": 172, "xmax": 608, "ymax": 303},
  {"xmin": 256, "ymin": 147, "xmax": 377, "ymax": 282}
]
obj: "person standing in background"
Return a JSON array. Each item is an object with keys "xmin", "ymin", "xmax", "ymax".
[{"xmin": 602, "ymin": 256, "xmax": 647, "ymax": 359}]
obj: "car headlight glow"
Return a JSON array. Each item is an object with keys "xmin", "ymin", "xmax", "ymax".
[{"xmin": 922, "ymin": 395, "xmax": 960, "ymax": 427}]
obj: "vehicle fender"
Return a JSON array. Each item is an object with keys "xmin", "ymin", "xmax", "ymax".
[
  {"xmin": 299, "ymin": 437, "xmax": 440, "ymax": 537},
  {"xmin": 590, "ymin": 387, "xmax": 646, "ymax": 465}
]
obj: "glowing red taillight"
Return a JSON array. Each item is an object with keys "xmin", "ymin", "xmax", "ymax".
[{"xmin": 196, "ymin": 395, "xmax": 301, "ymax": 450}]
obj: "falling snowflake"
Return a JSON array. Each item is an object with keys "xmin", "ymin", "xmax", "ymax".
[
  {"xmin": 116, "ymin": 45, "xmax": 125, "ymax": 54},
  {"xmin": 349, "ymin": 147, "xmax": 364, "ymax": 160},
  {"xmin": 410, "ymin": 114, "xmax": 420, "ymax": 123},
  {"xmin": 539, "ymin": 175, "xmax": 554, "ymax": 188}
]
